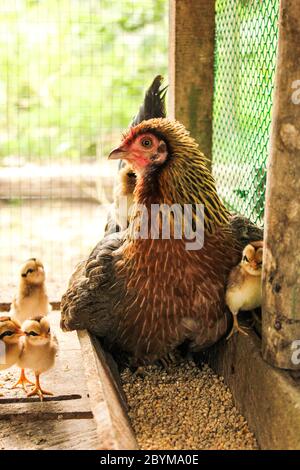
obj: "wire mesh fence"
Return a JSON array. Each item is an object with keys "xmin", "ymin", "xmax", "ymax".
[
  {"xmin": 0, "ymin": 0, "xmax": 168, "ymax": 299},
  {"xmin": 0, "ymin": 0, "xmax": 281, "ymax": 301},
  {"xmin": 212, "ymin": 0, "xmax": 279, "ymax": 226}
]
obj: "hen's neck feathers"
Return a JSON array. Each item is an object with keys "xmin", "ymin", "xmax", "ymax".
[{"xmin": 126, "ymin": 118, "xmax": 230, "ymax": 235}]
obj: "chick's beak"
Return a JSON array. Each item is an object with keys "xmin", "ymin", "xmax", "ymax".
[{"xmin": 108, "ymin": 145, "xmax": 128, "ymax": 161}]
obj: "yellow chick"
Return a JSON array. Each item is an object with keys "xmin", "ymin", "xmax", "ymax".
[
  {"xmin": 17, "ymin": 316, "xmax": 58, "ymax": 401},
  {"xmin": 10, "ymin": 258, "xmax": 51, "ymax": 324},
  {"xmin": 114, "ymin": 163, "xmax": 136, "ymax": 225},
  {"xmin": 0, "ymin": 317, "xmax": 24, "ymax": 396},
  {"xmin": 226, "ymin": 241, "xmax": 263, "ymax": 339},
  {"xmin": 105, "ymin": 163, "xmax": 136, "ymax": 234},
  {"xmin": 0, "ymin": 316, "xmax": 24, "ymax": 371}
]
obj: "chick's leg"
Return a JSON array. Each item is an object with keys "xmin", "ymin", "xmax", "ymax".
[
  {"xmin": 226, "ymin": 313, "xmax": 249, "ymax": 340},
  {"xmin": 27, "ymin": 373, "xmax": 53, "ymax": 401},
  {"xmin": 11, "ymin": 369, "xmax": 34, "ymax": 391}
]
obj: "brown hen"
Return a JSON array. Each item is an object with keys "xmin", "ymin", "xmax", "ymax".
[{"xmin": 61, "ymin": 83, "xmax": 262, "ymax": 366}]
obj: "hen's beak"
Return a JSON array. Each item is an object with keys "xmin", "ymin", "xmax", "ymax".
[{"xmin": 108, "ymin": 146, "xmax": 127, "ymax": 160}]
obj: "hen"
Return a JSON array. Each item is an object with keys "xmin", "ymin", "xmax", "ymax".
[{"xmin": 61, "ymin": 80, "xmax": 262, "ymax": 366}]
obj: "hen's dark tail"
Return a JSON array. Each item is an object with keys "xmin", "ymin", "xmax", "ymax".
[{"xmin": 131, "ymin": 75, "xmax": 167, "ymax": 126}]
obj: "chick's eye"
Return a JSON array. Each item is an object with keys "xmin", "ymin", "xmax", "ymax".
[
  {"xmin": 141, "ymin": 138, "xmax": 152, "ymax": 148},
  {"xmin": 27, "ymin": 269, "xmax": 34, "ymax": 274},
  {"xmin": 243, "ymin": 256, "xmax": 249, "ymax": 262},
  {"xmin": 27, "ymin": 331, "xmax": 39, "ymax": 336},
  {"xmin": 0, "ymin": 331, "xmax": 14, "ymax": 340}
]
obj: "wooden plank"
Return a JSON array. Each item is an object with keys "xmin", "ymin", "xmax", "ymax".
[
  {"xmin": 0, "ymin": 418, "xmax": 99, "ymax": 450},
  {"xmin": 169, "ymin": 0, "xmax": 216, "ymax": 165},
  {"xmin": 0, "ymin": 398, "xmax": 93, "ymax": 420},
  {"xmin": 0, "ymin": 163, "xmax": 115, "ymax": 202},
  {"xmin": 0, "ymin": 311, "xmax": 137, "ymax": 450},
  {"xmin": 1, "ymin": 285, "xmax": 63, "ymax": 313},
  {"xmin": 262, "ymin": 0, "xmax": 300, "ymax": 369},
  {"xmin": 1, "ymin": 302, "xmax": 60, "ymax": 313},
  {"xmin": 0, "ymin": 313, "xmax": 89, "ymax": 399},
  {"xmin": 0, "ymin": 302, "xmax": 61, "ymax": 312},
  {"xmin": 78, "ymin": 331, "xmax": 138, "ymax": 450},
  {"xmin": 0, "ymin": 312, "xmax": 99, "ymax": 449},
  {"xmin": 207, "ymin": 331, "xmax": 300, "ymax": 450}
]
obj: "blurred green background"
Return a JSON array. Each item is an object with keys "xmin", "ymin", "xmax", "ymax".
[
  {"xmin": 0, "ymin": 0, "xmax": 168, "ymax": 163},
  {"xmin": 0, "ymin": 0, "xmax": 280, "ymax": 226},
  {"xmin": 0, "ymin": 0, "xmax": 281, "ymax": 292}
]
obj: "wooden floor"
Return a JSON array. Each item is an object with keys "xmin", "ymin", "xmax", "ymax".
[{"xmin": 0, "ymin": 312, "xmax": 99, "ymax": 450}]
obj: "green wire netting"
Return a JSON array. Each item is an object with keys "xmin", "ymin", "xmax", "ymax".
[{"xmin": 212, "ymin": 0, "xmax": 279, "ymax": 226}]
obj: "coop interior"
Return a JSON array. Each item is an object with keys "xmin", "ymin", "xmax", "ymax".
[{"xmin": 0, "ymin": 0, "xmax": 299, "ymax": 452}]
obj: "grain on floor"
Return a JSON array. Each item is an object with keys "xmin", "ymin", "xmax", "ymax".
[{"xmin": 121, "ymin": 362, "xmax": 259, "ymax": 450}]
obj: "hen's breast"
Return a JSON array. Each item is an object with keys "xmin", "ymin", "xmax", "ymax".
[{"xmin": 111, "ymin": 230, "xmax": 238, "ymax": 364}]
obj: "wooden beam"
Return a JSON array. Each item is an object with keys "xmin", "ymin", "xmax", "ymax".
[
  {"xmin": 0, "ymin": 163, "xmax": 115, "ymax": 202},
  {"xmin": 77, "ymin": 331, "xmax": 138, "ymax": 450},
  {"xmin": 207, "ymin": 332, "xmax": 300, "ymax": 450},
  {"xmin": 0, "ymin": 312, "xmax": 100, "ymax": 450},
  {"xmin": 168, "ymin": 0, "xmax": 215, "ymax": 165},
  {"xmin": 262, "ymin": 0, "xmax": 300, "ymax": 369}
]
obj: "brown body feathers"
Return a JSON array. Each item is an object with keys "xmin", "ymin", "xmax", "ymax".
[{"xmin": 61, "ymin": 80, "xmax": 262, "ymax": 365}]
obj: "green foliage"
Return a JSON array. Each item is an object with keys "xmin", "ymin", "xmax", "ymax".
[{"xmin": 0, "ymin": 0, "xmax": 168, "ymax": 160}]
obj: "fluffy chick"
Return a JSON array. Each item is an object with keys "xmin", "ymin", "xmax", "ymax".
[
  {"xmin": 226, "ymin": 241, "xmax": 263, "ymax": 339},
  {"xmin": 0, "ymin": 316, "xmax": 23, "ymax": 371},
  {"xmin": 17, "ymin": 316, "xmax": 58, "ymax": 401},
  {"xmin": 10, "ymin": 258, "xmax": 51, "ymax": 324},
  {"xmin": 105, "ymin": 163, "xmax": 137, "ymax": 234},
  {"xmin": 0, "ymin": 316, "xmax": 25, "ymax": 395}
]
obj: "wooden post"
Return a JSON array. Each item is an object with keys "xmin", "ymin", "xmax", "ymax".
[
  {"xmin": 169, "ymin": 0, "xmax": 215, "ymax": 165},
  {"xmin": 262, "ymin": 0, "xmax": 300, "ymax": 370}
]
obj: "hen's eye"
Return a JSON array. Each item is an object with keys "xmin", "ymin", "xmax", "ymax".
[{"xmin": 141, "ymin": 138, "xmax": 152, "ymax": 148}]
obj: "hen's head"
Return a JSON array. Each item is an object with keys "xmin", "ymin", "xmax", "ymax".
[
  {"xmin": 108, "ymin": 118, "xmax": 230, "ymax": 232},
  {"xmin": 109, "ymin": 129, "xmax": 168, "ymax": 173}
]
